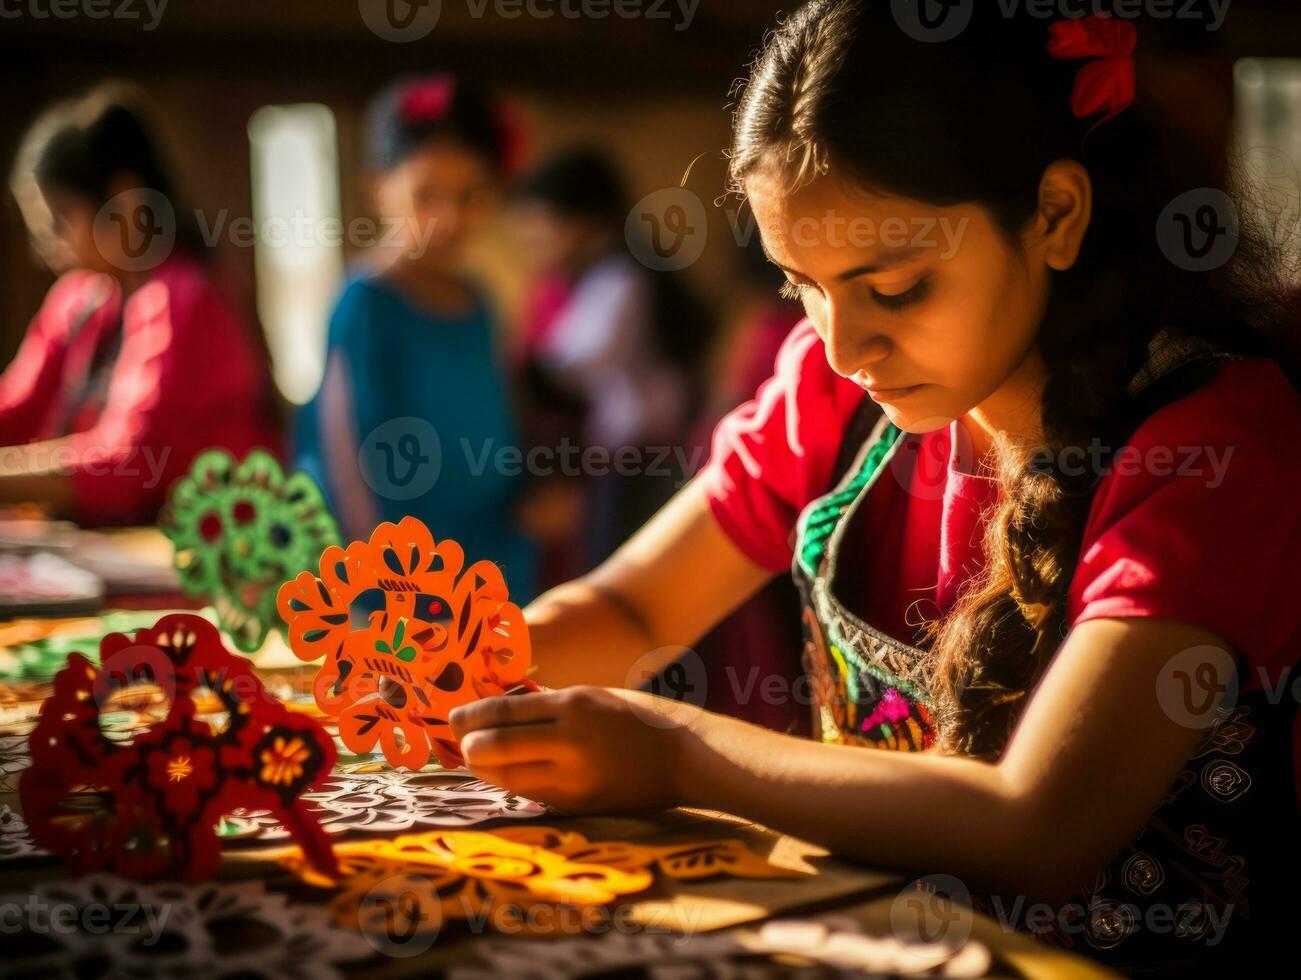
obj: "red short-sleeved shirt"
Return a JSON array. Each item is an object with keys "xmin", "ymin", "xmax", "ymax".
[
  {"xmin": 0, "ymin": 259, "xmax": 281, "ymax": 526},
  {"xmin": 701, "ymin": 317, "xmax": 1301, "ymax": 703}
]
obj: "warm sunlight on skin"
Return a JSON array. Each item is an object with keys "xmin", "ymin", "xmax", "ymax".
[
  {"xmin": 745, "ymin": 159, "xmax": 1092, "ymax": 457},
  {"xmin": 372, "ymin": 139, "xmax": 495, "ymax": 267},
  {"xmin": 451, "ymin": 157, "xmax": 1240, "ymax": 905}
]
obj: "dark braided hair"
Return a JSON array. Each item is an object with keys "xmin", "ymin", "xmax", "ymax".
[{"xmin": 729, "ymin": 0, "xmax": 1296, "ymax": 759}]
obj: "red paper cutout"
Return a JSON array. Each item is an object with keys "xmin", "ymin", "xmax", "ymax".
[
  {"xmin": 277, "ymin": 517, "xmax": 533, "ymax": 769},
  {"xmin": 18, "ymin": 614, "xmax": 338, "ymax": 882}
]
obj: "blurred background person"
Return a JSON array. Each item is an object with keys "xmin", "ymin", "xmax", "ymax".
[
  {"xmin": 1, "ymin": 84, "xmax": 280, "ymax": 527},
  {"xmin": 293, "ymin": 73, "xmax": 537, "ymax": 600},
  {"xmin": 687, "ymin": 231, "xmax": 809, "ymax": 733},
  {"xmin": 510, "ymin": 148, "xmax": 712, "ymax": 577},
  {"xmin": 697, "ymin": 233, "xmax": 805, "ymax": 428}
]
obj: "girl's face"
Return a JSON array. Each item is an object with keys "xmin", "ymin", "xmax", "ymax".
[
  {"xmin": 28, "ymin": 187, "xmax": 109, "ymax": 276},
  {"xmin": 372, "ymin": 139, "xmax": 495, "ymax": 267},
  {"xmin": 746, "ymin": 168, "xmax": 1061, "ymax": 435},
  {"xmin": 511, "ymin": 201, "xmax": 606, "ymax": 277}
]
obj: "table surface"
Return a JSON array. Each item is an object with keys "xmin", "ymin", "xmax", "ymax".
[{"xmin": 0, "ymin": 597, "xmax": 1121, "ymax": 978}]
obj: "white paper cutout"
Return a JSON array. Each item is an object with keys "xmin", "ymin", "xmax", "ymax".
[
  {"xmin": 0, "ymin": 874, "xmax": 372, "ymax": 978},
  {"xmin": 0, "ymin": 733, "xmax": 30, "ymax": 792},
  {"xmin": 452, "ymin": 916, "xmax": 995, "ymax": 979},
  {"xmin": 226, "ymin": 766, "xmax": 546, "ymax": 840},
  {"xmin": 0, "ymin": 803, "xmax": 46, "ymax": 860}
]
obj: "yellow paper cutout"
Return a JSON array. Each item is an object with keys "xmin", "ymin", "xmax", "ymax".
[
  {"xmin": 280, "ymin": 826, "xmax": 804, "ymax": 939},
  {"xmin": 284, "ymin": 828, "xmax": 652, "ymax": 937},
  {"xmin": 495, "ymin": 827, "xmax": 802, "ymax": 881}
]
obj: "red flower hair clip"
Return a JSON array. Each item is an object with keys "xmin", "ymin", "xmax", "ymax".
[
  {"xmin": 400, "ymin": 74, "xmax": 456, "ymax": 123},
  {"xmin": 1047, "ymin": 14, "xmax": 1137, "ymax": 130}
]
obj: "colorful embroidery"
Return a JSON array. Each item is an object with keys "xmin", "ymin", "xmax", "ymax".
[
  {"xmin": 796, "ymin": 422, "xmax": 901, "ymax": 577},
  {"xmin": 794, "ymin": 417, "xmax": 935, "ymax": 753},
  {"xmin": 857, "ymin": 687, "xmax": 934, "ymax": 751}
]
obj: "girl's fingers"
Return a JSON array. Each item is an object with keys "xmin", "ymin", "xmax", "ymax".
[
  {"xmin": 466, "ymin": 760, "xmax": 563, "ymax": 799},
  {"xmin": 449, "ymin": 690, "xmax": 562, "ymax": 739},
  {"xmin": 459, "ymin": 721, "xmax": 562, "ymax": 768}
]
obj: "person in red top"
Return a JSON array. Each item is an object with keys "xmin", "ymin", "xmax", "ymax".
[
  {"xmin": 2, "ymin": 85, "xmax": 279, "ymax": 526},
  {"xmin": 447, "ymin": 5, "xmax": 1299, "ymax": 973}
]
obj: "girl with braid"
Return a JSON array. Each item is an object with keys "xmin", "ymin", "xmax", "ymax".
[{"xmin": 449, "ymin": 4, "xmax": 1300, "ymax": 972}]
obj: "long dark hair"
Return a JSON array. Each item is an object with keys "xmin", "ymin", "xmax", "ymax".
[
  {"xmin": 15, "ymin": 83, "xmax": 210, "ymax": 260},
  {"xmin": 729, "ymin": 0, "xmax": 1297, "ymax": 759}
]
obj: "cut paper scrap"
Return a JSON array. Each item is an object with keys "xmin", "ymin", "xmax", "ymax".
[
  {"xmin": 452, "ymin": 916, "xmax": 995, "ymax": 979},
  {"xmin": 0, "ymin": 804, "xmax": 46, "ymax": 860},
  {"xmin": 498, "ymin": 826, "xmax": 803, "ymax": 882},
  {"xmin": 19, "ymin": 613, "xmax": 338, "ymax": 882},
  {"xmin": 0, "ymin": 733, "xmax": 30, "ymax": 792},
  {"xmin": 284, "ymin": 828, "xmax": 654, "ymax": 939},
  {"xmin": 0, "ymin": 689, "xmax": 45, "ymax": 737},
  {"xmin": 278, "ymin": 516, "xmax": 533, "ymax": 769},
  {"xmin": 219, "ymin": 766, "xmax": 545, "ymax": 840},
  {"xmin": 0, "ymin": 609, "xmax": 181, "ymax": 683},
  {"xmin": 0, "ymin": 874, "xmax": 371, "ymax": 980},
  {"xmin": 162, "ymin": 449, "xmax": 339, "ymax": 652},
  {"xmin": 280, "ymin": 826, "xmax": 804, "ymax": 939}
]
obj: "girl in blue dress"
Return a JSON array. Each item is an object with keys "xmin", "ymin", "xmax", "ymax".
[{"xmin": 295, "ymin": 74, "xmax": 536, "ymax": 600}]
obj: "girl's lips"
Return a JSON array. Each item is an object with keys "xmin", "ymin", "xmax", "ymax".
[{"xmin": 857, "ymin": 377, "xmax": 927, "ymax": 402}]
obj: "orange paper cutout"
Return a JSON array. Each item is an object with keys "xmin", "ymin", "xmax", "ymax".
[
  {"xmin": 276, "ymin": 518, "xmax": 533, "ymax": 769},
  {"xmin": 280, "ymin": 826, "xmax": 803, "ymax": 939}
]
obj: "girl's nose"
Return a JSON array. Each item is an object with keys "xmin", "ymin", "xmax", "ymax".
[{"xmin": 824, "ymin": 307, "xmax": 891, "ymax": 379}]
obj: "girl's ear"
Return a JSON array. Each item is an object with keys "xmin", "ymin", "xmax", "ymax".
[{"xmin": 1027, "ymin": 158, "xmax": 1093, "ymax": 272}]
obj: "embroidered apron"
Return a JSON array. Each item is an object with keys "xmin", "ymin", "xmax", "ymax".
[{"xmin": 790, "ymin": 345, "xmax": 1297, "ymax": 973}]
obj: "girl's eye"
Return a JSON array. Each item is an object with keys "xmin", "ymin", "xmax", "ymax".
[{"xmin": 870, "ymin": 276, "xmax": 930, "ymax": 311}]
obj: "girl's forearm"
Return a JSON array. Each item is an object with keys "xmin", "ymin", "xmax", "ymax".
[
  {"xmin": 526, "ymin": 579, "xmax": 669, "ymax": 688},
  {"xmin": 676, "ymin": 710, "xmax": 1077, "ymax": 902},
  {"xmin": 524, "ymin": 480, "xmax": 774, "ymax": 690}
]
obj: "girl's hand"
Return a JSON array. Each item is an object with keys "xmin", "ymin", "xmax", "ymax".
[{"xmin": 448, "ymin": 686, "xmax": 703, "ymax": 814}]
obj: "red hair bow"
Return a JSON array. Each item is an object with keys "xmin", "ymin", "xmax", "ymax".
[
  {"xmin": 400, "ymin": 75, "xmax": 455, "ymax": 123},
  {"xmin": 1047, "ymin": 14, "xmax": 1137, "ymax": 129}
]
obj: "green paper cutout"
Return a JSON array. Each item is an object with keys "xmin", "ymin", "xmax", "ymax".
[
  {"xmin": 160, "ymin": 449, "xmax": 340, "ymax": 652},
  {"xmin": 375, "ymin": 618, "xmax": 418, "ymax": 662}
]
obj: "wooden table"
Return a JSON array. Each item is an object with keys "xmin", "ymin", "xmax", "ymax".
[{"xmin": 0, "ymin": 613, "xmax": 1119, "ymax": 979}]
